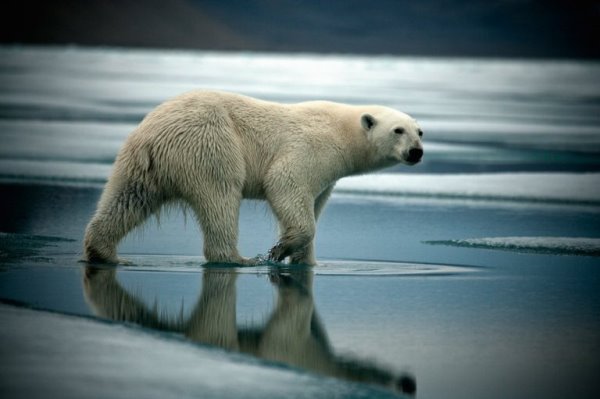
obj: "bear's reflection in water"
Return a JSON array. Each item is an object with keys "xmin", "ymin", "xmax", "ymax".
[{"xmin": 83, "ymin": 267, "xmax": 416, "ymax": 396}]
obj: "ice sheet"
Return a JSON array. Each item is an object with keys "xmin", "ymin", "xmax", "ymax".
[
  {"xmin": 425, "ymin": 236, "xmax": 600, "ymax": 256},
  {"xmin": 336, "ymin": 173, "xmax": 600, "ymax": 204},
  {"xmin": 0, "ymin": 303, "xmax": 404, "ymax": 399}
]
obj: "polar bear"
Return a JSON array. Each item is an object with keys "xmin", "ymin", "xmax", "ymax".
[{"xmin": 83, "ymin": 90, "xmax": 423, "ymax": 265}]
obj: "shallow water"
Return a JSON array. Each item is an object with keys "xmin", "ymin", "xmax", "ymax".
[{"xmin": 1, "ymin": 46, "xmax": 600, "ymax": 399}]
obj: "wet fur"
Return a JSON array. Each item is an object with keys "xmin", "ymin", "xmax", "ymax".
[{"xmin": 83, "ymin": 90, "xmax": 422, "ymax": 265}]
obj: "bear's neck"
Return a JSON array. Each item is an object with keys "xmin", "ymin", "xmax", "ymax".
[
  {"xmin": 323, "ymin": 105, "xmax": 385, "ymax": 177},
  {"xmin": 340, "ymin": 129, "xmax": 380, "ymax": 176}
]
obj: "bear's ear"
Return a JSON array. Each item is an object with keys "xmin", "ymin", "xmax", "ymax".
[{"xmin": 361, "ymin": 114, "xmax": 376, "ymax": 131}]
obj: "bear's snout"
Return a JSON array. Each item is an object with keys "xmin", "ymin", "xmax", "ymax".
[{"xmin": 407, "ymin": 147, "xmax": 423, "ymax": 164}]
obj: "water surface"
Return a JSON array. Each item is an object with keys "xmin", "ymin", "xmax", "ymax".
[{"xmin": 1, "ymin": 46, "xmax": 599, "ymax": 399}]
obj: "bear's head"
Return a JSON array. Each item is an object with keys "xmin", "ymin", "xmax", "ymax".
[{"xmin": 361, "ymin": 108, "xmax": 423, "ymax": 167}]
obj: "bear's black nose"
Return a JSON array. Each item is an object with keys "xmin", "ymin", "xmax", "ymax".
[
  {"xmin": 396, "ymin": 375, "xmax": 416, "ymax": 394},
  {"xmin": 407, "ymin": 148, "xmax": 423, "ymax": 163}
]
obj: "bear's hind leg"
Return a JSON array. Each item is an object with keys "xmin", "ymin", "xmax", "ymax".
[{"xmin": 83, "ymin": 181, "xmax": 164, "ymax": 263}]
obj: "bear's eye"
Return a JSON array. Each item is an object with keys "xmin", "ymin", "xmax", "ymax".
[
  {"xmin": 418, "ymin": 129, "xmax": 423, "ymax": 137},
  {"xmin": 394, "ymin": 127, "xmax": 405, "ymax": 135}
]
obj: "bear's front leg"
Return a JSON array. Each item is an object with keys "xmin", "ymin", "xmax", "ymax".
[
  {"xmin": 287, "ymin": 184, "xmax": 334, "ymax": 265},
  {"xmin": 268, "ymin": 228, "xmax": 315, "ymax": 265},
  {"xmin": 265, "ymin": 172, "xmax": 316, "ymax": 265},
  {"xmin": 288, "ymin": 243, "xmax": 316, "ymax": 265}
]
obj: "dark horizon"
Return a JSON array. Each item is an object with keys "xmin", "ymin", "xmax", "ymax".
[{"xmin": 1, "ymin": 0, "xmax": 599, "ymax": 59}]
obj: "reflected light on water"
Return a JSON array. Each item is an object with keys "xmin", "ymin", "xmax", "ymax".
[{"xmin": 83, "ymin": 266, "xmax": 417, "ymax": 396}]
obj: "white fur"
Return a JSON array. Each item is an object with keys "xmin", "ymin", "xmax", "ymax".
[{"xmin": 83, "ymin": 90, "xmax": 423, "ymax": 265}]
